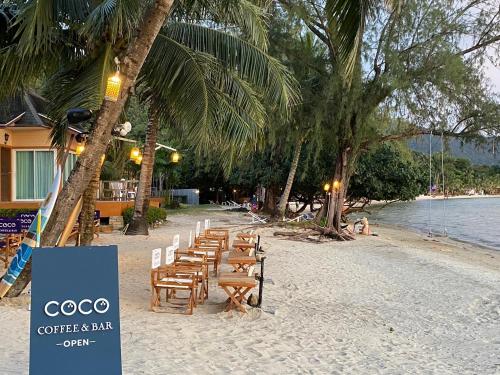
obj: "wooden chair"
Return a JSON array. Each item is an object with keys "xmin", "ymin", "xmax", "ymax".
[
  {"xmin": 181, "ymin": 244, "xmax": 221, "ymax": 275},
  {"xmin": 174, "ymin": 253, "xmax": 209, "ymax": 302},
  {"xmin": 204, "ymin": 228, "xmax": 229, "ymax": 251},
  {"xmin": 0, "ymin": 234, "xmax": 22, "ymax": 268},
  {"xmin": 0, "ymin": 237, "xmax": 9, "ymax": 268},
  {"xmin": 150, "ymin": 264, "xmax": 198, "ymax": 314}
]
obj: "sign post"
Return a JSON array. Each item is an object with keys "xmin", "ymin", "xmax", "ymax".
[{"xmin": 30, "ymin": 246, "xmax": 122, "ymax": 375}]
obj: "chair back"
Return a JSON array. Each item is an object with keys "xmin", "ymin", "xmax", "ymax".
[
  {"xmin": 151, "ymin": 248, "xmax": 162, "ymax": 269},
  {"xmin": 195, "ymin": 221, "xmax": 201, "ymax": 239},
  {"xmin": 173, "ymin": 234, "xmax": 180, "ymax": 250},
  {"xmin": 188, "ymin": 230, "xmax": 193, "ymax": 248},
  {"xmin": 165, "ymin": 246, "xmax": 176, "ymax": 265}
]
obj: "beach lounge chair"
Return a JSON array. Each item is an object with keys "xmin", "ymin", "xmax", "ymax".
[{"xmin": 248, "ymin": 212, "xmax": 267, "ymax": 224}]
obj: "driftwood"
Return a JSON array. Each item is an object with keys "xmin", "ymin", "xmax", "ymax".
[
  {"xmin": 274, "ymin": 223, "xmax": 355, "ymax": 243},
  {"xmin": 273, "ymin": 230, "xmax": 323, "ymax": 243}
]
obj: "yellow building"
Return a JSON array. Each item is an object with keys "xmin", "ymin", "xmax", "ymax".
[{"xmin": 0, "ymin": 92, "xmax": 81, "ymax": 206}]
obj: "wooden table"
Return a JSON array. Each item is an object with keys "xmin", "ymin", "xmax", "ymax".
[
  {"xmin": 227, "ymin": 253, "xmax": 256, "ymax": 272},
  {"xmin": 232, "ymin": 240, "xmax": 255, "ymax": 253},
  {"xmin": 218, "ymin": 275, "xmax": 257, "ymax": 313}
]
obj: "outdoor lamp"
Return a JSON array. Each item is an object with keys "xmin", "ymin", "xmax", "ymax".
[
  {"xmin": 333, "ymin": 180, "xmax": 341, "ymax": 191},
  {"xmin": 323, "ymin": 183, "xmax": 330, "ymax": 192},
  {"xmin": 134, "ymin": 154, "xmax": 143, "ymax": 165},
  {"xmin": 171, "ymin": 151, "xmax": 180, "ymax": 163},
  {"xmin": 105, "ymin": 71, "xmax": 122, "ymax": 102},
  {"xmin": 76, "ymin": 144, "xmax": 85, "ymax": 156},
  {"xmin": 100, "ymin": 154, "xmax": 106, "ymax": 166},
  {"xmin": 130, "ymin": 147, "xmax": 140, "ymax": 161},
  {"xmin": 4, "ymin": 133, "xmax": 9, "ymax": 145}
]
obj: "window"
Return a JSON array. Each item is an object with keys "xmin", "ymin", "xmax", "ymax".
[
  {"xmin": 63, "ymin": 153, "xmax": 78, "ymax": 182},
  {"xmin": 15, "ymin": 150, "xmax": 55, "ymax": 200}
]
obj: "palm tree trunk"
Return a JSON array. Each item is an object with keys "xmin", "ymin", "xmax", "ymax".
[
  {"xmin": 327, "ymin": 147, "xmax": 349, "ymax": 231},
  {"xmin": 79, "ymin": 166, "xmax": 101, "ymax": 245},
  {"xmin": 277, "ymin": 138, "xmax": 303, "ymax": 219},
  {"xmin": 126, "ymin": 109, "xmax": 159, "ymax": 235},
  {"xmin": 2, "ymin": 0, "xmax": 174, "ymax": 297},
  {"xmin": 264, "ymin": 185, "xmax": 279, "ymax": 217}
]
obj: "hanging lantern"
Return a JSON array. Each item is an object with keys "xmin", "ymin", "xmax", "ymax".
[
  {"xmin": 323, "ymin": 183, "xmax": 331, "ymax": 192},
  {"xmin": 100, "ymin": 154, "xmax": 106, "ymax": 166},
  {"xmin": 76, "ymin": 144, "xmax": 85, "ymax": 156},
  {"xmin": 130, "ymin": 147, "xmax": 140, "ymax": 161},
  {"xmin": 333, "ymin": 180, "xmax": 341, "ymax": 191},
  {"xmin": 134, "ymin": 154, "xmax": 143, "ymax": 165},
  {"xmin": 105, "ymin": 72, "xmax": 122, "ymax": 102},
  {"xmin": 171, "ymin": 151, "xmax": 180, "ymax": 163}
]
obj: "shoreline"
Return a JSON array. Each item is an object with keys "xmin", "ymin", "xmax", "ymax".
[
  {"xmin": 373, "ymin": 221, "xmax": 500, "ymax": 253},
  {"xmin": 370, "ymin": 223, "xmax": 500, "ymax": 272},
  {"xmin": 415, "ymin": 194, "xmax": 500, "ymax": 200}
]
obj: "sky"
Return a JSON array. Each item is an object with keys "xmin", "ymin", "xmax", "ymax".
[{"xmin": 485, "ymin": 61, "xmax": 500, "ymax": 94}]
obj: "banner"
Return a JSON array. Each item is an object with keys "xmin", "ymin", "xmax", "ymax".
[{"xmin": 0, "ymin": 218, "xmax": 21, "ymax": 234}]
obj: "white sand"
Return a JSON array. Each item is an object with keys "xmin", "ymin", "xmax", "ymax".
[{"xmin": 1, "ymin": 209, "xmax": 499, "ymax": 374}]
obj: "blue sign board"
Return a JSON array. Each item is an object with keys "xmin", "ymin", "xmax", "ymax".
[
  {"xmin": 30, "ymin": 246, "xmax": 122, "ymax": 375},
  {"xmin": 16, "ymin": 211, "xmax": 37, "ymax": 230},
  {"xmin": 0, "ymin": 217, "xmax": 21, "ymax": 234}
]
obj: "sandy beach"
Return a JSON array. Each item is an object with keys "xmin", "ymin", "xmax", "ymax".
[{"xmin": 1, "ymin": 208, "xmax": 499, "ymax": 374}]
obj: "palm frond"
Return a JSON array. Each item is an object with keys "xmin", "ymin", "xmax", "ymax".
[
  {"xmin": 44, "ymin": 44, "xmax": 115, "ymax": 148},
  {"xmin": 325, "ymin": 0, "xmax": 401, "ymax": 80},
  {"xmin": 80, "ymin": 0, "xmax": 145, "ymax": 44},
  {"xmin": 139, "ymin": 33, "xmax": 211, "ymax": 131},
  {"xmin": 174, "ymin": 0, "xmax": 270, "ymax": 50},
  {"xmin": 163, "ymin": 22, "xmax": 299, "ymax": 113}
]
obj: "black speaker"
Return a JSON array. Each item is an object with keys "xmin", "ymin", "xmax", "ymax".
[{"xmin": 67, "ymin": 108, "xmax": 92, "ymax": 124}]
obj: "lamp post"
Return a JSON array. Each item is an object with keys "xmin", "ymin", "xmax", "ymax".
[{"xmin": 323, "ymin": 183, "xmax": 331, "ymax": 222}]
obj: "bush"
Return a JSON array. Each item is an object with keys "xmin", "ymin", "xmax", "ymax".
[
  {"xmin": 0, "ymin": 208, "xmax": 36, "ymax": 217},
  {"xmin": 122, "ymin": 207, "xmax": 167, "ymax": 226}
]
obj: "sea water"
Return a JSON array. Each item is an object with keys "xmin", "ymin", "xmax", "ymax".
[{"xmin": 365, "ymin": 197, "xmax": 500, "ymax": 250}]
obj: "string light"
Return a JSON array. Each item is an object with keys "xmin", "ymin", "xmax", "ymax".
[
  {"xmin": 130, "ymin": 147, "xmax": 140, "ymax": 161},
  {"xmin": 171, "ymin": 151, "xmax": 180, "ymax": 163},
  {"xmin": 76, "ymin": 144, "xmax": 85, "ymax": 156}
]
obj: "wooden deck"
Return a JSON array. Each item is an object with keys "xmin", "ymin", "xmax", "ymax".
[{"xmin": 0, "ymin": 198, "xmax": 162, "ymax": 218}]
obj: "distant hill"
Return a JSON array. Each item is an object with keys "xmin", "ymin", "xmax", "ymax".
[{"xmin": 409, "ymin": 136, "xmax": 499, "ymax": 166}]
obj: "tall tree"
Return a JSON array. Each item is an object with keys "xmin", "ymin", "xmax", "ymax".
[{"xmin": 278, "ymin": 0, "xmax": 500, "ymax": 234}]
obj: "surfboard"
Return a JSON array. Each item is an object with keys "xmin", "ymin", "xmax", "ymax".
[{"xmin": 0, "ymin": 167, "xmax": 62, "ymax": 298}]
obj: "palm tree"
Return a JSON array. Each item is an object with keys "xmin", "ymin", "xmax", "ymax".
[
  {"xmin": 125, "ymin": 107, "xmax": 159, "ymax": 235},
  {"xmin": 0, "ymin": 1, "xmax": 297, "ymax": 295},
  {"xmin": 126, "ymin": 3, "xmax": 299, "ymax": 234}
]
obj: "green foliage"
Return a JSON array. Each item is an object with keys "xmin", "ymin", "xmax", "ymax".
[
  {"xmin": 122, "ymin": 207, "xmax": 167, "ymax": 226},
  {"xmin": 0, "ymin": 208, "xmax": 35, "ymax": 218},
  {"xmin": 349, "ymin": 143, "xmax": 426, "ymax": 202},
  {"xmin": 413, "ymin": 152, "xmax": 500, "ymax": 195}
]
